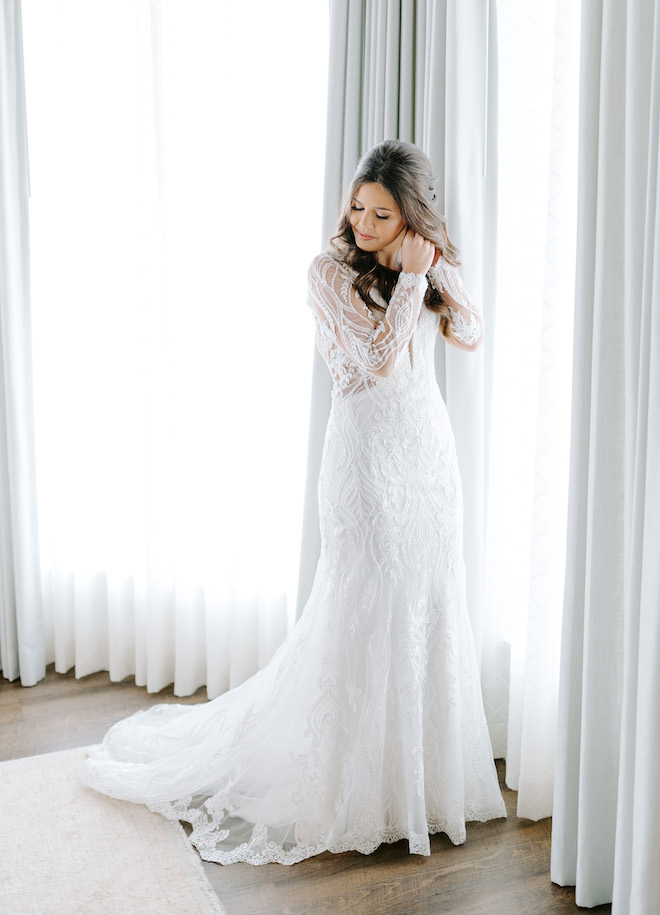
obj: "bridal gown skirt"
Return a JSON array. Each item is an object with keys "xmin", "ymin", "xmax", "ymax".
[{"xmin": 83, "ymin": 374, "xmax": 506, "ymax": 865}]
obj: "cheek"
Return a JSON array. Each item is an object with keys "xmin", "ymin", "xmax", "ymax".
[{"xmin": 384, "ymin": 220, "xmax": 402, "ymax": 241}]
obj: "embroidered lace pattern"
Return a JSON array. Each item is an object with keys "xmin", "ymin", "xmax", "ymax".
[
  {"xmin": 82, "ymin": 250, "xmax": 505, "ymax": 865},
  {"xmin": 428, "ymin": 257, "xmax": 484, "ymax": 348},
  {"xmin": 307, "ymin": 253, "xmax": 428, "ymax": 398}
]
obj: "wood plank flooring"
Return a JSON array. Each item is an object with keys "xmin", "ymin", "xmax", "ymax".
[{"xmin": 1, "ymin": 666, "xmax": 611, "ymax": 914}]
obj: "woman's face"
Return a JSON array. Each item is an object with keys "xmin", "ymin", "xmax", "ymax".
[{"xmin": 350, "ymin": 183, "xmax": 407, "ymax": 267}]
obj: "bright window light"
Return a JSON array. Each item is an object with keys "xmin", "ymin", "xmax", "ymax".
[{"xmin": 22, "ymin": 1, "xmax": 328, "ymax": 637}]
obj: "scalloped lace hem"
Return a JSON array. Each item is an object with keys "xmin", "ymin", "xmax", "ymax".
[{"xmin": 150, "ymin": 800, "xmax": 507, "ymax": 866}]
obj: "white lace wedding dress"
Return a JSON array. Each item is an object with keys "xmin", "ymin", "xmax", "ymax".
[{"xmin": 83, "ymin": 253, "xmax": 506, "ymax": 865}]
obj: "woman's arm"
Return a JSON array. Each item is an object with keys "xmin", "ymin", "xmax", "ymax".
[
  {"xmin": 308, "ymin": 253, "xmax": 428, "ymax": 377},
  {"xmin": 429, "ymin": 257, "xmax": 484, "ymax": 351}
]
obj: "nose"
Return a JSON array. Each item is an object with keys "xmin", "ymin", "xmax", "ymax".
[{"xmin": 358, "ymin": 213, "xmax": 374, "ymax": 232}]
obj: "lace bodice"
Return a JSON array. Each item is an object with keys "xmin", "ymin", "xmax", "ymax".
[{"xmin": 307, "ymin": 252, "xmax": 483, "ymax": 398}]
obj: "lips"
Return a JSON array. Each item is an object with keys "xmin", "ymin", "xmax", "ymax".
[{"xmin": 356, "ymin": 230, "xmax": 376, "ymax": 241}]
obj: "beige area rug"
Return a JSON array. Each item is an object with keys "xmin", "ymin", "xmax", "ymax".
[{"xmin": 0, "ymin": 747, "xmax": 226, "ymax": 915}]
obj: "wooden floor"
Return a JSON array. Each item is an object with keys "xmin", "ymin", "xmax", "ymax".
[{"xmin": 1, "ymin": 666, "xmax": 611, "ymax": 915}]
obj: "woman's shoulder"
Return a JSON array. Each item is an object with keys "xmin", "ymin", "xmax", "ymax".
[
  {"xmin": 308, "ymin": 250, "xmax": 355, "ymax": 281},
  {"xmin": 307, "ymin": 251, "xmax": 362, "ymax": 317},
  {"xmin": 309, "ymin": 250, "xmax": 347, "ymax": 270},
  {"xmin": 309, "ymin": 251, "xmax": 334, "ymax": 271}
]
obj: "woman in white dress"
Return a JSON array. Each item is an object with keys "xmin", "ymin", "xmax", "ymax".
[{"xmin": 83, "ymin": 140, "xmax": 506, "ymax": 865}]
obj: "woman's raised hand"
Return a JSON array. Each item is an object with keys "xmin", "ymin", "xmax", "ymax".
[{"xmin": 399, "ymin": 230, "xmax": 436, "ymax": 275}]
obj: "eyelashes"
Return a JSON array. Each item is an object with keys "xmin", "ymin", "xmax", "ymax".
[{"xmin": 350, "ymin": 206, "xmax": 389, "ymax": 220}]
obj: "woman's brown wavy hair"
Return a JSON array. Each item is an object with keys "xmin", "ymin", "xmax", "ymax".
[{"xmin": 329, "ymin": 140, "xmax": 459, "ymax": 339}]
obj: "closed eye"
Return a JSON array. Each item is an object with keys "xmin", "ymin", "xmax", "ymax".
[{"xmin": 350, "ymin": 205, "xmax": 389, "ymax": 220}]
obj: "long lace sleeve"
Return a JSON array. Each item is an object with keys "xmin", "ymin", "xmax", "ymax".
[
  {"xmin": 308, "ymin": 253, "xmax": 428, "ymax": 377},
  {"xmin": 429, "ymin": 257, "xmax": 484, "ymax": 350}
]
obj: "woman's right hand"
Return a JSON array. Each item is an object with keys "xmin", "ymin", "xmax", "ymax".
[{"xmin": 399, "ymin": 230, "xmax": 435, "ymax": 275}]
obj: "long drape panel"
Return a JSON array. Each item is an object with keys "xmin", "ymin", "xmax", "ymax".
[
  {"xmin": 481, "ymin": 0, "xmax": 579, "ymax": 819},
  {"xmin": 20, "ymin": 0, "xmax": 327, "ymax": 695},
  {"xmin": 0, "ymin": 0, "xmax": 44, "ymax": 687},
  {"xmin": 551, "ymin": 1, "xmax": 660, "ymax": 911},
  {"xmin": 297, "ymin": 0, "xmax": 497, "ymax": 653}
]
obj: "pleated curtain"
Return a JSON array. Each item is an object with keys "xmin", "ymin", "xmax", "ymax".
[
  {"xmin": 551, "ymin": 1, "xmax": 660, "ymax": 911},
  {"xmin": 0, "ymin": 0, "xmax": 44, "ymax": 687},
  {"xmin": 481, "ymin": 0, "xmax": 580, "ymax": 821}
]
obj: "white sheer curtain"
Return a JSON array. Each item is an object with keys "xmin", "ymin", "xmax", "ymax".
[
  {"xmin": 551, "ymin": 1, "xmax": 660, "ymax": 911},
  {"xmin": 20, "ymin": 0, "xmax": 327, "ymax": 695},
  {"xmin": 0, "ymin": 0, "xmax": 44, "ymax": 687},
  {"xmin": 481, "ymin": 0, "xmax": 580, "ymax": 819}
]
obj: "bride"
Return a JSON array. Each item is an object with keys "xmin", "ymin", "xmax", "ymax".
[{"xmin": 83, "ymin": 139, "xmax": 506, "ymax": 865}]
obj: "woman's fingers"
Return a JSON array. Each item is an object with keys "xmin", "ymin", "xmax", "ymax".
[{"xmin": 400, "ymin": 231, "xmax": 435, "ymax": 274}]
